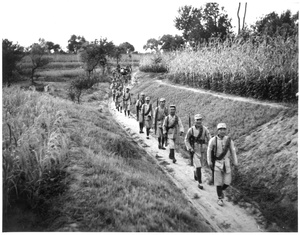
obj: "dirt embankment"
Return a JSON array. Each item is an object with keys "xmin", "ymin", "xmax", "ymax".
[{"xmin": 129, "ymin": 71, "xmax": 298, "ymax": 232}]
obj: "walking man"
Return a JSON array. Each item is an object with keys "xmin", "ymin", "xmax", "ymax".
[
  {"xmin": 141, "ymin": 97, "xmax": 153, "ymax": 139},
  {"xmin": 115, "ymin": 88, "xmax": 123, "ymax": 112},
  {"xmin": 163, "ymin": 105, "xmax": 184, "ymax": 163},
  {"xmin": 154, "ymin": 98, "xmax": 168, "ymax": 149},
  {"xmin": 207, "ymin": 123, "xmax": 238, "ymax": 206},
  {"xmin": 184, "ymin": 114, "xmax": 211, "ymax": 190},
  {"xmin": 136, "ymin": 93, "xmax": 146, "ymax": 133},
  {"xmin": 123, "ymin": 87, "xmax": 132, "ymax": 117}
]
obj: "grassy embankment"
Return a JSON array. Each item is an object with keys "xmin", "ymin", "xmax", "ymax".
[
  {"xmin": 3, "ymin": 55, "xmax": 213, "ymax": 232},
  {"xmin": 129, "ymin": 71, "xmax": 297, "ymax": 231}
]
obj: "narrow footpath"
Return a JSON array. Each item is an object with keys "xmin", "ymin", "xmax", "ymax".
[{"xmin": 109, "ymin": 100, "xmax": 264, "ymax": 232}]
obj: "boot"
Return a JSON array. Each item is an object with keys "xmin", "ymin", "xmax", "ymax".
[
  {"xmin": 169, "ymin": 149, "xmax": 174, "ymax": 159},
  {"xmin": 146, "ymin": 128, "xmax": 150, "ymax": 139},
  {"xmin": 127, "ymin": 110, "xmax": 130, "ymax": 117},
  {"xmin": 196, "ymin": 167, "xmax": 203, "ymax": 189},
  {"xmin": 161, "ymin": 136, "xmax": 166, "ymax": 149},
  {"xmin": 190, "ymin": 152, "xmax": 194, "ymax": 166},
  {"xmin": 171, "ymin": 149, "xmax": 176, "ymax": 163},
  {"xmin": 158, "ymin": 137, "xmax": 162, "ymax": 149},
  {"xmin": 139, "ymin": 123, "xmax": 144, "ymax": 133}
]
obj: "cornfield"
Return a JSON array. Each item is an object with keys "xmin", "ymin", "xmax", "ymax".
[
  {"xmin": 139, "ymin": 53, "xmax": 168, "ymax": 73},
  {"xmin": 141, "ymin": 35, "xmax": 298, "ymax": 103},
  {"xmin": 3, "ymin": 87, "xmax": 69, "ymax": 213}
]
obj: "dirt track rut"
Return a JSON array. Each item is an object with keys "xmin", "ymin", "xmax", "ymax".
[{"xmin": 109, "ymin": 100, "xmax": 265, "ymax": 232}]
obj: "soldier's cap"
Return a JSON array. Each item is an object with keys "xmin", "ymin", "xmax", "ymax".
[
  {"xmin": 141, "ymin": 93, "xmax": 145, "ymax": 96},
  {"xmin": 169, "ymin": 104, "xmax": 176, "ymax": 109},
  {"xmin": 160, "ymin": 98, "xmax": 166, "ymax": 102},
  {"xmin": 126, "ymin": 87, "xmax": 130, "ymax": 90},
  {"xmin": 194, "ymin": 114, "xmax": 203, "ymax": 120},
  {"xmin": 145, "ymin": 96, "xmax": 150, "ymax": 101},
  {"xmin": 217, "ymin": 123, "xmax": 227, "ymax": 130}
]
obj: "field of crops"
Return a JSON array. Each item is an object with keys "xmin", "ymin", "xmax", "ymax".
[{"xmin": 140, "ymin": 35, "xmax": 298, "ymax": 103}]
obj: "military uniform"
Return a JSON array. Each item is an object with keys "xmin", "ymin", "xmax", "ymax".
[
  {"xmin": 135, "ymin": 93, "xmax": 145, "ymax": 133},
  {"xmin": 141, "ymin": 97, "xmax": 153, "ymax": 139},
  {"xmin": 163, "ymin": 105, "xmax": 184, "ymax": 163},
  {"xmin": 115, "ymin": 89, "xmax": 123, "ymax": 112},
  {"xmin": 185, "ymin": 114, "xmax": 211, "ymax": 189},
  {"xmin": 123, "ymin": 88, "xmax": 131, "ymax": 117},
  {"xmin": 154, "ymin": 98, "xmax": 168, "ymax": 149},
  {"xmin": 207, "ymin": 123, "xmax": 238, "ymax": 206}
]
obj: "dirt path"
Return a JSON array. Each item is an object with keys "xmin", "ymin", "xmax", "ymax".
[
  {"xmin": 109, "ymin": 102, "xmax": 265, "ymax": 232},
  {"xmin": 107, "ymin": 71, "xmax": 273, "ymax": 232},
  {"xmin": 155, "ymin": 80, "xmax": 288, "ymax": 109}
]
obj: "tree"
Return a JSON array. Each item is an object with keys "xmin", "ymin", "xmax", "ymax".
[
  {"xmin": 27, "ymin": 39, "xmax": 51, "ymax": 83},
  {"xmin": 119, "ymin": 42, "xmax": 135, "ymax": 54},
  {"xmin": 79, "ymin": 43, "xmax": 106, "ymax": 77},
  {"xmin": 143, "ymin": 38, "xmax": 160, "ymax": 52},
  {"xmin": 159, "ymin": 34, "xmax": 185, "ymax": 51},
  {"xmin": 2, "ymin": 39, "xmax": 24, "ymax": 84},
  {"xmin": 112, "ymin": 46, "xmax": 124, "ymax": 65},
  {"xmin": 45, "ymin": 41, "xmax": 61, "ymax": 53},
  {"xmin": 79, "ymin": 38, "xmax": 115, "ymax": 76},
  {"xmin": 174, "ymin": 3, "xmax": 232, "ymax": 45},
  {"xmin": 252, "ymin": 10, "xmax": 298, "ymax": 38},
  {"xmin": 67, "ymin": 35, "xmax": 86, "ymax": 53}
]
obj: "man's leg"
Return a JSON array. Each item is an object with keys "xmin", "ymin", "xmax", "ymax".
[
  {"xmin": 190, "ymin": 151, "xmax": 194, "ymax": 166},
  {"xmin": 158, "ymin": 137, "xmax": 162, "ymax": 149}
]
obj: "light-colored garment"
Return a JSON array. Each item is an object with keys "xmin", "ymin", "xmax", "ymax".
[
  {"xmin": 154, "ymin": 106, "xmax": 168, "ymax": 137},
  {"xmin": 141, "ymin": 103, "xmax": 153, "ymax": 128},
  {"xmin": 135, "ymin": 99, "xmax": 145, "ymax": 123},
  {"xmin": 207, "ymin": 135, "xmax": 238, "ymax": 185},
  {"xmin": 163, "ymin": 114, "xmax": 184, "ymax": 149},
  {"xmin": 184, "ymin": 125, "xmax": 211, "ymax": 168},
  {"xmin": 123, "ymin": 92, "xmax": 131, "ymax": 110}
]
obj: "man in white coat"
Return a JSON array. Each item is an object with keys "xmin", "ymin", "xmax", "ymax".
[
  {"xmin": 163, "ymin": 105, "xmax": 184, "ymax": 163},
  {"xmin": 207, "ymin": 123, "xmax": 238, "ymax": 206}
]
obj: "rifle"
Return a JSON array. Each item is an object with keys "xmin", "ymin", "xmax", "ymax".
[
  {"xmin": 154, "ymin": 98, "xmax": 159, "ymax": 135},
  {"xmin": 136, "ymin": 93, "xmax": 140, "ymax": 121},
  {"xmin": 211, "ymin": 136, "xmax": 217, "ymax": 184},
  {"xmin": 188, "ymin": 113, "xmax": 195, "ymax": 166},
  {"xmin": 154, "ymin": 107, "xmax": 158, "ymax": 135}
]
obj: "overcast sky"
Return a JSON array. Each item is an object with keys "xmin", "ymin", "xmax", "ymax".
[{"xmin": 1, "ymin": 0, "xmax": 298, "ymax": 52}]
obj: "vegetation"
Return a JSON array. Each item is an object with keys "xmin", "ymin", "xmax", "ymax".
[
  {"xmin": 139, "ymin": 53, "xmax": 168, "ymax": 73},
  {"xmin": 3, "ymin": 83, "xmax": 212, "ymax": 232},
  {"xmin": 129, "ymin": 71, "xmax": 297, "ymax": 232},
  {"xmin": 2, "ymin": 39, "xmax": 25, "ymax": 84},
  {"xmin": 139, "ymin": 34, "xmax": 298, "ymax": 103},
  {"xmin": 175, "ymin": 3, "xmax": 232, "ymax": 44}
]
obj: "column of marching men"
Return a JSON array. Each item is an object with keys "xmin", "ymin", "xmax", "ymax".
[{"xmin": 110, "ymin": 83, "xmax": 239, "ymax": 207}]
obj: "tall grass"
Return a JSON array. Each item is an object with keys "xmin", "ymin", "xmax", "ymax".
[
  {"xmin": 140, "ymin": 35, "xmax": 298, "ymax": 103},
  {"xmin": 3, "ymin": 87, "xmax": 70, "ymax": 213},
  {"xmin": 139, "ymin": 53, "xmax": 168, "ymax": 73}
]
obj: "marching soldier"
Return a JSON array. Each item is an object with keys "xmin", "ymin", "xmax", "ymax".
[
  {"xmin": 154, "ymin": 98, "xmax": 168, "ymax": 149},
  {"xmin": 163, "ymin": 105, "xmax": 184, "ymax": 163},
  {"xmin": 123, "ymin": 87, "xmax": 132, "ymax": 117},
  {"xmin": 136, "ymin": 93, "xmax": 146, "ymax": 133},
  {"xmin": 141, "ymin": 97, "xmax": 153, "ymax": 139},
  {"xmin": 184, "ymin": 114, "xmax": 211, "ymax": 190},
  {"xmin": 207, "ymin": 123, "xmax": 238, "ymax": 206},
  {"xmin": 115, "ymin": 88, "xmax": 123, "ymax": 112}
]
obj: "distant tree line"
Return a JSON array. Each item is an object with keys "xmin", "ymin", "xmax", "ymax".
[{"xmin": 143, "ymin": 3, "xmax": 298, "ymax": 52}]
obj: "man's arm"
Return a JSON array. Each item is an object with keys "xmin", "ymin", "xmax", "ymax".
[
  {"xmin": 207, "ymin": 138, "xmax": 214, "ymax": 166},
  {"xmin": 184, "ymin": 127, "xmax": 193, "ymax": 151},
  {"xmin": 230, "ymin": 139, "xmax": 238, "ymax": 166},
  {"xmin": 178, "ymin": 117, "xmax": 184, "ymax": 134}
]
